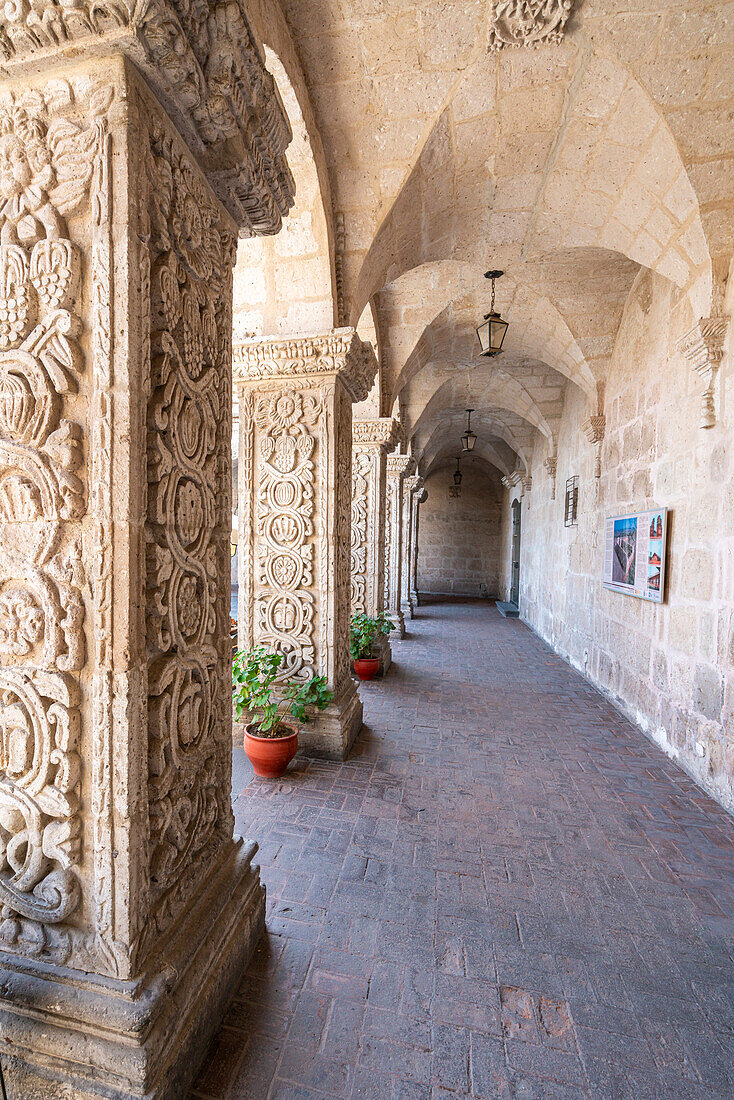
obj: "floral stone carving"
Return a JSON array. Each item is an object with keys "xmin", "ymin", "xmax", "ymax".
[{"xmin": 488, "ymin": 0, "xmax": 575, "ymax": 50}]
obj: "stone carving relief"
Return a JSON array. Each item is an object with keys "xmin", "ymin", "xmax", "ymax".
[
  {"xmin": 677, "ymin": 316, "xmax": 729, "ymax": 429},
  {"xmin": 143, "ymin": 108, "xmax": 234, "ymax": 939},
  {"xmin": 0, "ymin": 668, "xmax": 81, "ymax": 955},
  {"xmin": 383, "ymin": 485, "xmax": 392, "ymax": 612},
  {"xmin": 0, "ymin": 0, "xmax": 296, "ymax": 235},
  {"xmin": 351, "ymin": 449, "xmax": 371, "ymax": 614},
  {"xmin": 488, "ymin": 0, "xmax": 575, "ymax": 50},
  {"xmin": 0, "ymin": 83, "xmax": 110, "ymax": 962},
  {"xmin": 252, "ymin": 387, "xmax": 324, "ymax": 682}
]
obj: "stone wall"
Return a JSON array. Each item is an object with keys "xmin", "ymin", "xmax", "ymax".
[
  {"xmin": 512, "ymin": 268, "xmax": 734, "ymax": 811},
  {"xmin": 420, "ymin": 466, "xmax": 502, "ymax": 598}
]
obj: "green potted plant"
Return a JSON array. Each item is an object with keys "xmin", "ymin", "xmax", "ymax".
[
  {"xmin": 350, "ymin": 612, "xmax": 394, "ymax": 680},
  {"xmin": 233, "ymin": 646, "xmax": 334, "ymax": 778}
]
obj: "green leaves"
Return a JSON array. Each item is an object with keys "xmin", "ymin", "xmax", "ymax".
[
  {"xmin": 349, "ymin": 612, "xmax": 395, "ymax": 659},
  {"xmin": 232, "ymin": 645, "xmax": 334, "ymax": 736}
]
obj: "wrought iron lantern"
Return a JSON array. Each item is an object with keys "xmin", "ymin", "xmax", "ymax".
[
  {"xmin": 476, "ymin": 270, "xmax": 508, "ymax": 357},
  {"xmin": 453, "ymin": 455, "xmax": 463, "ymax": 486},
  {"xmin": 461, "ymin": 408, "xmax": 477, "ymax": 453}
]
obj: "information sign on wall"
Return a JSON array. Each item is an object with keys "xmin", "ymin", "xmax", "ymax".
[{"xmin": 603, "ymin": 507, "xmax": 667, "ymax": 603}]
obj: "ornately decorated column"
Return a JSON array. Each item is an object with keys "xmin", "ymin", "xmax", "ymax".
[
  {"xmin": 407, "ymin": 478, "xmax": 427, "ymax": 611},
  {"xmin": 400, "ymin": 474, "xmax": 423, "ymax": 620},
  {"xmin": 384, "ymin": 453, "xmax": 415, "ymax": 638},
  {"xmin": 0, "ymin": 4, "xmax": 294, "ymax": 1098},
  {"xmin": 234, "ymin": 331, "xmax": 377, "ymax": 759},
  {"xmin": 352, "ymin": 418, "xmax": 399, "ymax": 672}
]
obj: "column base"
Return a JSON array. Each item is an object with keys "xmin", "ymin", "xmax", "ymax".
[
  {"xmin": 375, "ymin": 634, "xmax": 392, "ymax": 674},
  {"xmin": 0, "ymin": 840, "xmax": 265, "ymax": 1100},
  {"xmin": 298, "ymin": 677, "xmax": 363, "ymax": 760},
  {"xmin": 402, "ymin": 599, "xmax": 415, "ymax": 621},
  {"xmin": 389, "ymin": 610, "xmax": 406, "ymax": 639}
]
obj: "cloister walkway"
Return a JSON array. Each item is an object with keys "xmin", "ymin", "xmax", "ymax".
[{"xmin": 192, "ymin": 600, "xmax": 734, "ymax": 1100}]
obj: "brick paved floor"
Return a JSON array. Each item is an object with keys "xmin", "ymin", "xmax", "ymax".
[{"xmin": 191, "ymin": 599, "xmax": 734, "ymax": 1100}]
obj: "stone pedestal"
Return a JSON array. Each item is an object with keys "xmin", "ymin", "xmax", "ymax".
[
  {"xmin": 352, "ymin": 418, "xmax": 399, "ymax": 673},
  {"xmin": 385, "ymin": 454, "xmax": 415, "ymax": 638},
  {"xmin": 0, "ymin": 7, "xmax": 294, "ymax": 1098},
  {"xmin": 234, "ymin": 331, "xmax": 377, "ymax": 759}
]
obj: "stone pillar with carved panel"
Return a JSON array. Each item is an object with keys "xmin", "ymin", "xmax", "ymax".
[
  {"xmin": 401, "ymin": 475, "xmax": 423, "ymax": 621},
  {"xmin": 234, "ymin": 330, "xmax": 377, "ymax": 760},
  {"xmin": 0, "ymin": 6, "xmax": 295, "ymax": 1098},
  {"xmin": 351, "ymin": 417, "xmax": 399, "ymax": 673},
  {"xmin": 408, "ymin": 481, "xmax": 427, "ymax": 611},
  {"xmin": 385, "ymin": 453, "xmax": 415, "ymax": 639}
]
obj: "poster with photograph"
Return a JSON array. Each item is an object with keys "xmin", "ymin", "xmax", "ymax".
[{"xmin": 604, "ymin": 507, "xmax": 667, "ymax": 603}]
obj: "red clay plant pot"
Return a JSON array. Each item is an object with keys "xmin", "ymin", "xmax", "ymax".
[
  {"xmin": 244, "ymin": 722, "xmax": 298, "ymax": 779},
  {"xmin": 354, "ymin": 657, "xmax": 380, "ymax": 681}
]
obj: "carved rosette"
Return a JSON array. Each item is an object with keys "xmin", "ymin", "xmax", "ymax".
[
  {"xmin": 488, "ymin": 0, "xmax": 575, "ymax": 49},
  {"xmin": 235, "ymin": 331, "xmax": 377, "ymax": 702},
  {"xmin": 677, "ymin": 317, "xmax": 729, "ymax": 429},
  {"xmin": 351, "ymin": 418, "xmax": 398, "ymax": 619}
]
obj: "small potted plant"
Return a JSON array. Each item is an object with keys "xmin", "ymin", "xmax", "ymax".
[
  {"xmin": 350, "ymin": 612, "xmax": 394, "ymax": 681},
  {"xmin": 233, "ymin": 646, "xmax": 334, "ymax": 778}
]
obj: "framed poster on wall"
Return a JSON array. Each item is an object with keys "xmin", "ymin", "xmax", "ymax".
[{"xmin": 603, "ymin": 507, "xmax": 668, "ymax": 603}]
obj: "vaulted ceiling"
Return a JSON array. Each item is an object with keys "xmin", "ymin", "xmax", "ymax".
[{"xmin": 239, "ymin": 0, "xmax": 731, "ymax": 485}]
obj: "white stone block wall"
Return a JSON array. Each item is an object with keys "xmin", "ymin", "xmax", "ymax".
[
  {"xmin": 419, "ymin": 467, "xmax": 502, "ymax": 599},
  {"xmin": 509, "ymin": 269, "xmax": 734, "ymax": 811}
]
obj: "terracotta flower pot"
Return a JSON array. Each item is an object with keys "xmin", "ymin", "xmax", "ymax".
[
  {"xmin": 244, "ymin": 722, "xmax": 298, "ymax": 778},
  {"xmin": 354, "ymin": 657, "xmax": 380, "ymax": 681}
]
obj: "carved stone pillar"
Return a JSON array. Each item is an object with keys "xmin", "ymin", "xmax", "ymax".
[
  {"xmin": 401, "ymin": 475, "xmax": 423, "ymax": 620},
  {"xmin": 409, "ymin": 483, "xmax": 428, "ymax": 610},
  {"xmin": 385, "ymin": 454, "xmax": 415, "ymax": 638},
  {"xmin": 234, "ymin": 330, "xmax": 377, "ymax": 759},
  {"xmin": 677, "ymin": 317, "xmax": 729, "ymax": 429},
  {"xmin": 352, "ymin": 418, "xmax": 399, "ymax": 672},
  {"xmin": 0, "ymin": 7, "xmax": 294, "ymax": 1098}
]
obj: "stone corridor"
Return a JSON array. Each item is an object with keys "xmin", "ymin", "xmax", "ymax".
[{"xmin": 191, "ymin": 601, "xmax": 734, "ymax": 1100}]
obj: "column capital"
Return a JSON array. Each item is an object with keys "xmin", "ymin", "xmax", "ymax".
[
  {"xmin": 233, "ymin": 328, "xmax": 378, "ymax": 402},
  {"xmin": 404, "ymin": 475, "xmax": 424, "ymax": 495},
  {"xmin": 677, "ymin": 316, "xmax": 729, "ymax": 429},
  {"xmin": 387, "ymin": 453, "xmax": 416, "ymax": 478},
  {"xmin": 0, "ymin": 0, "xmax": 296, "ymax": 235},
  {"xmin": 353, "ymin": 416, "xmax": 400, "ymax": 449}
]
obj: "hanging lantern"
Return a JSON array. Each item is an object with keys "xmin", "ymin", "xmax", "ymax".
[
  {"xmin": 453, "ymin": 455, "xmax": 463, "ymax": 486},
  {"xmin": 461, "ymin": 408, "xmax": 477, "ymax": 452},
  {"xmin": 476, "ymin": 270, "xmax": 508, "ymax": 357}
]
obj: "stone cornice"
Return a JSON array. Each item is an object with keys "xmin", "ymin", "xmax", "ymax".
[
  {"xmin": 677, "ymin": 316, "xmax": 729, "ymax": 429},
  {"xmin": 502, "ymin": 469, "xmax": 531, "ymax": 493},
  {"xmin": 233, "ymin": 329, "xmax": 378, "ymax": 403},
  {"xmin": 0, "ymin": 0, "xmax": 295, "ymax": 235},
  {"xmin": 387, "ymin": 454, "xmax": 415, "ymax": 478},
  {"xmin": 353, "ymin": 417, "xmax": 400, "ymax": 449}
]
